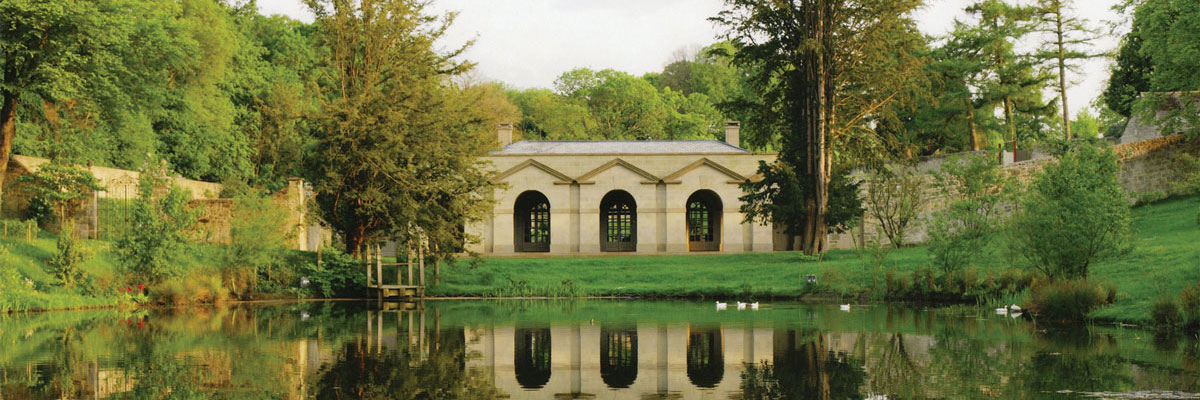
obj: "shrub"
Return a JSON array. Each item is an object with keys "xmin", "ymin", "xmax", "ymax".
[
  {"xmin": 1009, "ymin": 143, "xmax": 1132, "ymax": 280},
  {"xmin": 927, "ymin": 154, "xmax": 1010, "ymax": 274},
  {"xmin": 223, "ymin": 191, "xmax": 296, "ymax": 297},
  {"xmin": 1151, "ymin": 297, "xmax": 1182, "ymax": 329},
  {"xmin": 1181, "ymin": 284, "xmax": 1200, "ymax": 328},
  {"xmin": 46, "ymin": 220, "xmax": 90, "ymax": 291},
  {"xmin": 153, "ymin": 272, "xmax": 230, "ymax": 305},
  {"xmin": 1026, "ymin": 278, "xmax": 1109, "ymax": 322},
  {"xmin": 16, "ymin": 163, "xmax": 102, "ymax": 230},
  {"xmin": 296, "ymin": 247, "xmax": 366, "ymax": 298},
  {"xmin": 115, "ymin": 165, "xmax": 199, "ymax": 284}
]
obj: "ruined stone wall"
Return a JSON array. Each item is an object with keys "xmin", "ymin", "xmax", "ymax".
[{"xmin": 831, "ymin": 134, "xmax": 1198, "ymax": 250}]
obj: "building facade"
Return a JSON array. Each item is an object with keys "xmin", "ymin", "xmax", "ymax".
[{"xmin": 465, "ymin": 122, "xmax": 780, "ymax": 255}]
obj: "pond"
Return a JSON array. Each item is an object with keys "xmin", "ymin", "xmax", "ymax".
[{"xmin": 0, "ymin": 300, "xmax": 1197, "ymax": 399}]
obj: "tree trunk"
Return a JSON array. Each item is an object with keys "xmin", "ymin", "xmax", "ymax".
[
  {"xmin": 1055, "ymin": 8, "xmax": 1071, "ymax": 140},
  {"xmin": 344, "ymin": 223, "xmax": 366, "ymax": 258},
  {"xmin": 0, "ymin": 91, "xmax": 18, "ymax": 213},
  {"xmin": 1004, "ymin": 97, "xmax": 1016, "ymax": 143},
  {"xmin": 798, "ymin": 0, "xmax": 832, "ymax": 255},
  {"xmin": 965, "ymin": 96, "xmax": 980, "ymax": 151}
]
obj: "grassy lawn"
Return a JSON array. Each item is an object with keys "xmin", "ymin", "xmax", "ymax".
[{"xmin": 432, "ymin": 196, "xmax": 1200, "ymax": 324}]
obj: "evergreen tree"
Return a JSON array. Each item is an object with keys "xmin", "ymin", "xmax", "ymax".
[{"xmin": 303, "ymin": 0, "xmax": 496, "ymax": 257}]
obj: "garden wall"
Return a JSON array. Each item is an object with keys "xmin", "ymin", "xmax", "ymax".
[{"xmin": 831, "ymin": 134, "xmax": 1199, "ymax": 250}]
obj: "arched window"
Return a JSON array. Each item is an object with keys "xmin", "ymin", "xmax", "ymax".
[
  {"xmin": 600, "ymin": 328, "xmax": 638, "ymax": 388},
  {"xmin": 514, "ymin": 191, "xmax": 550, "ymax": 252},
  {"xmin": 687, "ymin": 327, "xmax": 724, "ymax": 388},
  {"xmin": 687, "ymin": 190, "xmax": 722, "ymax": 252},
  {"xmin": 515, "ymin": 328, "xmax": 551, "ymax": 389},
  {"xmin": 600, "ymin": 191, "xmax": 637, "ymax": 252}
]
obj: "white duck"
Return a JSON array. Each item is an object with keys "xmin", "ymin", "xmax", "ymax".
[
  {"xmin": 1009, "ymin": 304, "xmax": 1022, "ymax": 312},
  {"xmin": 715, "ymin": 301, "xmax": 727, "ymax": 310},
  {"xmin": 839, "ymin": 304, "xmax": 851, "ymax": 311},
  {"xmin": 750, "ymin": 302, "xmax": 759, "ymax": 310},
  {"xmin": 995, "ymin": 307, "xmax": 1009, "ymax": 315},
  {"xmin": 737, "ymin": 302, "xmax": 748, "ymax": 310}
]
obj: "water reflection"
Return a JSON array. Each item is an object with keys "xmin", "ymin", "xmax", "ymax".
[
  {"xmin": 515, "ymin": 328, "xmax": 552, "ymax": 389},
  {"xmin": 600, "ymin": 327, "xmax": 637, "ymax": 388},
  {"xmin": 0, "ymin": 301, "xmax": 1197, "ymax": 399}
]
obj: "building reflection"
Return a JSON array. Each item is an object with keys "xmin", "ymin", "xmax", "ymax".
[
  {"xmin": 686, "ymin": 326, "xmax": 723, "ymax": 388},
  {"xmin": 600, "ymin": 327, "xmax": 638, "ymax": 388},
  {"xmin": 515, "ymin": 328, "xmax": 553, "ymax": 389}
]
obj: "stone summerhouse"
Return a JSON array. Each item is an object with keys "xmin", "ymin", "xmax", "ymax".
[{"xmin": 465, "ymin": 122, "xmax": 782, "ymax": 255}]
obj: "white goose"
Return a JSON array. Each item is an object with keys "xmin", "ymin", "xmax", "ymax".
[
  {"xmin": 737, "ymin": 302, "xmax": 748, "ymax": 310},
  {"xmin": 750, "ymin": 302, "xmax": 759, "ymax": 310},
  {"xmin": 715, "ymin": 301, "xmax": 727, "ymax": 310},
  {"xmin": 839, "ymin": 304, "xmax": 851, "ymax": 311}
]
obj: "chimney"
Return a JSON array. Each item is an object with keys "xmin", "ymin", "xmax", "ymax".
[
  {"xmin": 724, "ymin": 121, "xmax": 741, "ymax": 148},
  {"xmin": 497, "ymin": 122, "xmax": 513, "ymax": 148}
]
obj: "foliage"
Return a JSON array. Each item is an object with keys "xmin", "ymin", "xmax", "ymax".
[
  {"xmin": 1034, "ymin": 0, "xmax": 1100, "ymax": 140},
  {"xmin": 1115, "ymin": 0, "xmax": 1200, "ymax": 139},
  {"xmin": 296, "ymin": 247, "xmax": 365, "ymax": 298},
  {"xmin": 739, "ymin": 162, "xmax": 863, "ymax": 251},
  {"xmin": 222, "ymin": 190, "xmax": 295, "ymax": 297},
  {"xmin": 153, "ymin": 272, "xmax": 230, "ymax": 305},
  {"xmin": 114, "ymin": 165, "xmax": 199, "ymax": 284},
  {"xmin": 863, "ymin": 164, "xmax": 927, "ymax": 248},
  {"xmin": 1026, "ymin": 278, "xmax": 1111, "ymax": 322},
  {"xmin": 15, "ymin": 163, "xmax": 102, "ymax": 227},
  {"xmin": 45, "ymin": 220, "xmax": 90, "ymax": 291},
  {"xmin": 304, "ymin": 0, "xmax": 497, "ymax": 258},
  {"xmin": 927, "ymin": 154, "xmax": 1010, "ymax": 274},
  {"xmin": 1009, "ymin": 144, "xmax": 1132, "ymax": 280},
  {"xmin": 1150, "ymin": 296, "xmax": 1182, "ymax": 329},
  {"xmin": 1182, "ymin": 284, "xmax": 1200, "ymax": 329}
]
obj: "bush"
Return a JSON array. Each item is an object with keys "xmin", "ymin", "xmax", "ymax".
[
  {"xmin": 153, "ymin": 272, "xmax": 231, "ymax": 305},
  {"xmin": 223, "ymin": 191, "xmax": 296, "ymax": 297},
  {"xmin": 115, "ymin": 166, "xmax": 199, "ymax": 284},
  {"xmin": 45, "ymin": 220, "xmax": 90, "ymax": 291},
  {"xmin": 1026, "ymin": 278, "xmax": 1110, "ymax": 322},
  {"xmin": 296, "ymin": 247, "xmax": 366, "ymax": 298},
  {"xmin": 1181, "ymin": 284, "xmax": 1200, "ymax": 328},
  {"xmin": 927, "ymin": 154, "xmax": 1010, "ymax": 274},
  {"xmin": 1009, "ymin": 144, "xmax": 1133, "ymax": 280},
  {"xmin": 1151, "ymin": 297, "xmax": 1183, "ymax": 329}
]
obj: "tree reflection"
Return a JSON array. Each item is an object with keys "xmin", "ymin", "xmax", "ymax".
[
  {"xmin": 740, "ymin": 330, "xmax": 866, "ymax": 400},
  {"xmin": 312, "ymin": 328, "xmax": 503, "ymax": 399}
]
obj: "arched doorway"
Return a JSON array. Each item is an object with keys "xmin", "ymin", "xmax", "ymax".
[
  {"xmin": 600, "ymin": 327, "xmax": 638, "ymax": 388},
  {"xmin": 600, "ymin": 190, "xmax": 637, "ymax": 252},
  {"xmin": 687, "ymin": 326, "xmax": 724, "ymax": 388},
  {"xmin": 514, "ymin": 191, "xmax": 550, "ymax": 252},
  {"xmin": 687, "ymin": 190, "xmax": 722, "ymax": 252},
  {"xmin": 515, "ymin": 327, "xmax": 551, "ymax": 389}
]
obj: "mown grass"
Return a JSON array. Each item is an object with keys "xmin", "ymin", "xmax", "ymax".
[{"xmin": 432, "ymin": 196, "xmax": 1200, "ymax": 325}]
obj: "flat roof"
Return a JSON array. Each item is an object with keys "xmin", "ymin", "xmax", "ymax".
[{"xmin": 491, "ymin": 140, "xmax": 750, "ymax": 155}]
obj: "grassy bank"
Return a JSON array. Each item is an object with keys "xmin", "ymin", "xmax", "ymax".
[{"xmin": 431, "ymin": 197, "xmax": 1200, "ymax": 325}]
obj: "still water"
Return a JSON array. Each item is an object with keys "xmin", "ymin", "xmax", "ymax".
[{"xmin": 0, "ymin": 300, "xmax": 1198, "ymax": 399}]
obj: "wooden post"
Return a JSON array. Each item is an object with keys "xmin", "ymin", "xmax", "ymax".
[
  {"xmin": 375, "ymin": 244, "xmax": 383, "ymax": 287},
  {"xmin": 418, "ymin": 239, "xmax": 426, "ymax": 288},
  {"xmin": 366, "ymin": 310, "xmax": 373, "ymax": 353},
  {"xmin": 365, "ymin": 245, "xmax": 373, "ymax": 297},
  {"xmin": 433, "ymin": 244, "xmax": 440, "ymax": 287},
  {"xmin": 407, "ymin": 247, "xmax": 414, "ymax": 287}
]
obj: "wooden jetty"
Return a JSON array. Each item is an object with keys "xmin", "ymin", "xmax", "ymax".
[{"xmin": 364, "ymin": 243, "xmax": 425, "ymax": 302}]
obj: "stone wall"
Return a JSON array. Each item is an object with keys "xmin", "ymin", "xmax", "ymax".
[{"xmin": 832, "ymin": 134, "xmax": 1198, "ymax": 250}]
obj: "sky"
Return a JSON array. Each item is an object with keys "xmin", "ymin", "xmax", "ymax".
[{"xmin": 255, "ymin": 0, "xmax": 1126, "ymax": 116}]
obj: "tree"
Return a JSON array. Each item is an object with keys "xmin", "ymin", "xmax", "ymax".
[
  {"xmin": 1035, "ymin": 0, "xmax": 1099, "ymax": 140},
  {"xmin": 740, "ymin": 162, "xmax": 862, "ymax": 251},
  {"xmin": 1101, "ymin": 23, "xmax": 1151, "ymax": 119},
  {"xmin": 714, "ymin": 0, "xmax": 925, "ymax": 254},
  {"xmin": 927, "ymin": 154, "xmax": 1010, "ymax": 274},
  {"xmin": 0, "ymin": 0, "xmax": 123, "ymax": 210},
  {"xmin": 863, "ymin": 164, "xmax": 926, "ymax": 249},
  {"xmin": 1108, "ymin": 0, "xmax": 1200, "ymax": 139},
  {"xmin": 115, "ymin": 163, "xmax": 200, "ymax": 284},
  {"xmin": 1009, "ymin": 143, "xmax": 1132, "ymax": 280},
  {"xmin": 304, "ymin": 0, "xmax": 496, "ymax": 258}
]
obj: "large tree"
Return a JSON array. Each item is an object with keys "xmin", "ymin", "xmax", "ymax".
[
  {"xmin": 714, "ymin": 0, "xmax": 925, "ymax": 254},
  {"xmin": 303, "ymin": 0, "xmax": 496, "ymax": 257},
  {"xmin": 0, "ymin": 0, "xmax": 125, "ymax": 209}
]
